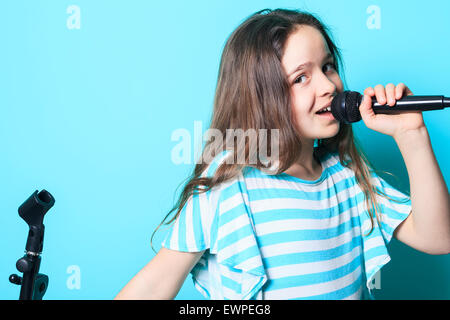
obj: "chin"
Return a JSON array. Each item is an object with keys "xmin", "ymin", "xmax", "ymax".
[{"xmin": 318, "ymin": 122, "xmax": 340, "ymax": 139}]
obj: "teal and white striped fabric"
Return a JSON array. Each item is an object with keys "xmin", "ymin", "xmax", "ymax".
[{"xmin": 161, "ymin": 149, "xmax": 411, "ymax": 300}]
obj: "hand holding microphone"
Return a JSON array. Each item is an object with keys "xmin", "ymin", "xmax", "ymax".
[{"xmin": 330, "ymin": 83, "xmax": 449, "ymax": 138}]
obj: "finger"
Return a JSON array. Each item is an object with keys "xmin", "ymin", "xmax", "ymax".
[
  {"xmin": 374, "ymin": 84, "xmax": 386, "ymax": 105},
  {"xmin": 363, "ymin": 87, "xmax": 375, "ymax": 97},
  {"xmin": 395, "ymin": 83, "xmax": 406, "ymax": 99},
  {"xmin": 385, "ymin": 83, "xmax": 396, "ymax": 106},
  {"xmin": 359, "ymin": 94, "xmax": 376, "ymax": 124}
]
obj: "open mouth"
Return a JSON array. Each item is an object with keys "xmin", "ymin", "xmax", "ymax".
[
  {"xmin": 315, "ymin": 106, "xmax": 332, "ymax": 115},
  {"xmin": 315, "ymin": 105, "xmax": 336, "ymax": 120}
]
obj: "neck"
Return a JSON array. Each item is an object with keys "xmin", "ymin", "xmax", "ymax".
[{"xmin": 283, "ymin": 139, "xmax": 322, "ymax": 179}]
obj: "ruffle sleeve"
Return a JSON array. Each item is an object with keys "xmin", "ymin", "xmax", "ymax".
[
  {"xmin": 161, "ymin": 150, "xmax": 267, "ymax": 299},
  {"xmin": 357, "ymin": 171, "xmax": 412, "ymax": 299}
]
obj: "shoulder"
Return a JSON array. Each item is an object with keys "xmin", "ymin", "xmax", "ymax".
[
  {"xmin": 315, "ymin": 150, "xmax": 358, "ymax": 186},
  {"xmin": 320, "ymin": 150, "xmax": 352, "ymax": 173},
  {"xmin": 201, "ymin": 149, "xmax": 234, "ymax": 178},
  {"xmin": 198, "ymin": 149, "xmax": 244, "ymax": 207}
]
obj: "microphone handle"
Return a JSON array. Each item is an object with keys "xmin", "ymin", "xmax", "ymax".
[{"xmin": 372, "ymin": 95, "xmax": 446, "ymax": 113}]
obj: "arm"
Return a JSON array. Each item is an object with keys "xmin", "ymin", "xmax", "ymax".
[
  {"xmin": 392, "ymin": 127, "xmax": 450, "ymax": 255},
  {"xmin": 114, "ymin": 247, "xmax": 205, "ymax": 300},
  {"xmin": 361, "ymin": 83, "xmax": 450, "ymax": 255}
]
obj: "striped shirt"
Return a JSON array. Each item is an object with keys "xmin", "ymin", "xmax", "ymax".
[{"xmin": 162, "ymin": 149, "xmax": 412, "ymax": 300}]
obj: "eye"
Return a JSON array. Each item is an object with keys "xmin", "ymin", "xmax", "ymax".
[
  {"xmin": 293, "ymin": 74, "xmax": 307, "ymax": 85},
  {"xmin": 323, "ymin": 62, "xmax": 337, "ymax": 73}
]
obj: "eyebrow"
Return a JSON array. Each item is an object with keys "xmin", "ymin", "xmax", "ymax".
[{"xmin": 287, "ymin": 52, "xmax": 334, "ymax": 78}]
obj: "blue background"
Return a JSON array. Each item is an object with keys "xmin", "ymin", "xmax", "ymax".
[{"xmin": 1, "ymin": 0, "xmax": 449, "ymax": 299}]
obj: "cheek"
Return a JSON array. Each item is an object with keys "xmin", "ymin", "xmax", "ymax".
[
  {"xmin": 290, "ymin": 94, "xmax": 315, "ymax": 136},
  {"xmin": 290, "ymin": 89, "xmax": 314, "ymax": 117},
  {"xmin": 333, "ymin": 75, "xmax": 344, "ymax": 93}
]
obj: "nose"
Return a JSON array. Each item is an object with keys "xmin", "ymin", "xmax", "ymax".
[{"xmin": 315, "ymin": 68, "xmax": 337, "ymax": 98}]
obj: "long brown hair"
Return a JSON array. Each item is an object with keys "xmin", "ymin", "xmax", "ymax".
[{"xmin": 151, "ymin": 8, "xmax": 408, "ymax": 252}]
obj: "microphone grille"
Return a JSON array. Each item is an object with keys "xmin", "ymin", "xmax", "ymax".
[
  {"xmin": 331, "ymin": 91, "xmax": 364, "ymax": 123},
  {"xmin": 344, "ymin": 91, "xmax": 362, "ymax": 123},
  {"xmin": 330, "ymin": 93, "xmax": 346, "ymax": 123}
]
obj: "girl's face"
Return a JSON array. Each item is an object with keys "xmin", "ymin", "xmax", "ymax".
[{"xmin": 281, "ymin": 25, "xmax": 343, "ymax": 142}]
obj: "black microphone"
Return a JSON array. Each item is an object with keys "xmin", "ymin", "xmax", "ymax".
[{"xmin": 331, "ymin": 90, "xmax": 450, "ymax": 124}]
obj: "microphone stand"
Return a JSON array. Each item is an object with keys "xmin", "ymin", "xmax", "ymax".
[{"xmin": 9, "ymin": 190, "xmax": 55, "ymax": 300}]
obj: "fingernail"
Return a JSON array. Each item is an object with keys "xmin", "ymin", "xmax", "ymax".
[{"xmin": 362, "ymin": 95, "xmax": 370, "ymax": 104}]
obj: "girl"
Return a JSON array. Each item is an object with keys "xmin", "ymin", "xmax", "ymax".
[{"xmin": 116, "ymin": 9, "xmax": 450, "ymax": 300}]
